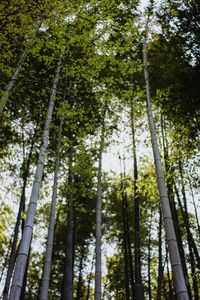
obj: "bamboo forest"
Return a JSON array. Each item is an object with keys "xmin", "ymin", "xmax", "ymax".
[{"xmin": 0, "ymin": 0, "xmax": 200, "ymax": 299}]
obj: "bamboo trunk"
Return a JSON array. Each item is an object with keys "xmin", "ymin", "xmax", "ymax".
[
  {"xmin": 143, "ymin": 39, "xmax": 189, "ymax": 299},
  {"xmin": 39, "ymin": 120, "xmax": 63, "ymax": 300},
  {"xmin": 130, "ymin": 104, "xmax": 143, "ymax": 299},
  {"xmin": 0, "ymin": 48, "xmax": 29, "ymax": 114},
  {"xmin": 63, "ymin": 158, "xmax": 74, "ymax": 300},
  {"xmin": 121, "ymin": 156, "xmax": 135, "ymax": 299},
  {"xmin": 8, "ymin": 51, "xmax": 63, "ymax": 300},
  {"xmin": 3, "ymin": 140, "xmax": 34, "ymax": 300},
  {"xmin": 95, "ymin": 110, "xmax": 105, "ymax": 300},
  {"xmin": 0, "ymin": 24, "xmax": 41, "ymax": 114},
  {"xmin": 156, "ymin": 206, "xmax": 163, "ymax": 300},
  {"xmin": 120, "ymin": 168, "xmax": 130, "ymax": 300},
  {"xmin": 147, "ymin": 212, "xmax": 152, "ymax": 300},
  {"xmin": 20, "ymin": 236, "xmax": 32, "ymax": 300},
  {"xmin": 160, "ymin": 116, "xmax": 193, "ymax": 298},
  {"xmin": 75, "ymin": 245, "xmax": 85, "ymax": 300}
]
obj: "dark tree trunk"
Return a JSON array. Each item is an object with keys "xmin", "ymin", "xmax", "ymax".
[
  {"xmin": 95, "ymin": 107, "xmax": 106, "ymax": 300},
  {"xmin": 130, "ymin": 104, "xmax": 143, "ymax": 300},
  {"xmin": 147, "ymin": 212, "xmax": 152, "ymax": 300},
  {"xmin": 121, "ymin": 172, "xmax": 130, "ymax": 300},
  {"xmin": 122, "ymin": 155, "xmax": 135, "ymax": 299},
  {"xmin": 157, "ymin": 205, "xmax": 163, "ymax": 300},
  {"xmin": 63, "ymin": 150, "xmax": 74, "ymax": 300},
  {"xmin": 75, "ymin": 245, "xmax": 85, "ymax": 300}
]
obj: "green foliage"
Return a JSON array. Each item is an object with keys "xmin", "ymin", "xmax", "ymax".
[{"xmin": 0, "ymin": 0, "xmax": 200, "ymax": 299}]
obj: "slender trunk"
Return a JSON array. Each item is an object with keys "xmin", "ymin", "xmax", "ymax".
[
  {"xmin": 8, "ymin": 51, "xmax": 63, "ymax": 300},
  {"xmin": 156, "ymin": 206, "xmax": 163, "ymax": 300},
  {"xmin": 120, "ymin": 169, "xmax": 130, "ymax": 300},
  {"xmin": 124, "ymin": 191, "xmax": 135, "ymax": 300},
  {"xmin": 143, "ymin": 39, "xmax": 189, "ymax": 299},
  {"xmin": 86, "ymin": 251, "xmax": 95, "ymax": 300},
  {"xmin": 0, "ymin": 24, "xmax": 41, "ymax": 114},
  {"xmin": 147, "ymin": 212, "xmax": 152, "ymax": 300},
  {"xmin": 122, "ymin": 156, "xmax": 134, "ymax": 299},
  {"xmin": 63, "ymin": 150, "xmax": 74, "ymax": 300},
  {"xmin": 3, "ymin": 140, "xmax": 34, "ymax": 300},
  {"xmin": 75, "ymin": 245, "xmax": 85, "ymax": 300},
  {"xmin": 0, "ymin": 48, "xmax": 29, "ymax": 114},
  {"xmin": 130, "ymin": 104, "xmax": 143, "ymax": 299},
  {"xmin": 95, "ymin": 109, "xmax": 105, "ymax": 300},
  {"xmin": 39, "ymin": 120, "xmax": 63, "ymax": 300}
]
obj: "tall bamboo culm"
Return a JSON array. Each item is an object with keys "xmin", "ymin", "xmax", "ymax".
[
  {"xmin": 143, "ymin": 38, "xmax": 189, "ymax": 300},
  {"xmin": 95, "ymin": 109, "xmax": 105, "ymax": 300},
  {"xmin": 39, "ymin": 118, "xmax": 63, "ymax": 300},
  {"xmin": 8, "ymin": 50, "xmax": 64, "ymax": 300},
  {"xmin": 0, "ymin": 24, "xmax": 41, "ymax": 115}
]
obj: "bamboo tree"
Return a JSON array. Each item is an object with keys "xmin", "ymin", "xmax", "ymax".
[
  {"xmin": 39, "ymin": 119, "xmax": 63, "ymax": 300},
  {"xmin": 75, "ymin": 244, "xmax": 85, "ymax": 300},
  {"xmin": 120, "ymin": 159, "xmax": 130, "ymax": 300},
  {"xmin": 147, "ymin": 211, "xmax": 152, "ymax": 300},
  {"xmin": 121, "ymin": 156, "xmax": 135, "ymax": 299},
  {"xmin": 3, "ymin": 138, "xmax": 34, "ymax": 300},
  {"xmin": 0, "ymin": 23, "xmax": 41, "ymax": 115},
  {"xmin": 156, "ymin": 205, "xmax": 163, "ymax": 300},
  {"xmin": 143, "ymin": 38, "xmax": 189, "ymax": 299},
  {"xmin": 130, "ymin": 104, "xmax": 143, "ymax": 300},
  {"xmin": 160, "ymin": 115, "xmax": 193, "ymax": 298},
  {"xmin": 20, "ymin": 236, "xmax": 32, "ymax": 300},
  {"xmin": 0, "ymin": 48, "xmax": 29, "ymax": 114},
  {"xmin": 95, "ymin": 107, "xmax": 106, "ymax": 300},
  {"xmin": 63, "ymin": 148, "xmax": 74, "ymax": 300},
  {"xmin": 8, "ymin": 50, "xmax": 63, "ymax": 300}
]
